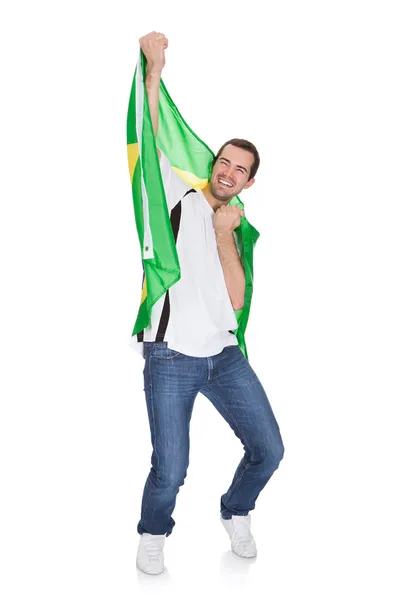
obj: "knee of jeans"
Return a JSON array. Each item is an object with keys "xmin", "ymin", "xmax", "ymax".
[
  {"xmin": 268, "ymin": 430, "xmax": 284, "ymax": 462},
  {"xmin": 253, "ymin": 436, "xmax": 284, "ymax": 468},
  {"xmin": 274, "ymin": 438, "xmax": 285, "ymax": 465},
  {"xmin": 158, "ymin": 461, "xmax": 188, "ymax": 490}
]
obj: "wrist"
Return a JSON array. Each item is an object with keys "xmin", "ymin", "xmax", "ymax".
[
  {"xmin": 145, "ymin": 71, "xmax": 162, "ymax": 91},
  {"xmin": 216, "ymin": 230, "xmax": 234, "ymax": 241},
  {"xmin": 146, "ymin": 64, "xmax": 163, "ymax": 77}
]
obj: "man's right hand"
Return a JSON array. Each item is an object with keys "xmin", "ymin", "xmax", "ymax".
[{"xmin": 139, "ymin": 31, "xmax": 168, "ymax": 74}]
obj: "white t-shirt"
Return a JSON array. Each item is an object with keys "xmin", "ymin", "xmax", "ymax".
[{"xmin": 130, "ymin": 150, "xmax": 239, "ymax": 358}]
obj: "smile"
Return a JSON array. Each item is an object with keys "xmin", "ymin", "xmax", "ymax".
[{"xmin": 217, "ymin": 178, "xmax": 234, "ymax": 188}]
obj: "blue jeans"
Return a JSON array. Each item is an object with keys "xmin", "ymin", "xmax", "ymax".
[{"xmin": 137, "ymin": 342, "xmax": 284, "ymax": 537}]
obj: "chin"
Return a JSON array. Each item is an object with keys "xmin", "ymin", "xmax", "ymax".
[{"xmin": 211, "ymin": 186, "xmax": 233, "ymax": 202}]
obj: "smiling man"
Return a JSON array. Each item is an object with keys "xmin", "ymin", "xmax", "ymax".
[
  {"xmin": 201, "ymin": 141, "xmax": 258, "ymax": 312},
  {"xmin": 134, "ymin": 32, "xmax": 285, "ymax": 575}
]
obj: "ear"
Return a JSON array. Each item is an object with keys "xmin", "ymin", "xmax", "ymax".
[{"xmin": 244, "ymin": 177, "xmax": 255, "ymax": 190}]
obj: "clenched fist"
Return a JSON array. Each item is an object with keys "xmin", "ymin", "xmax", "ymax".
[
  {"xmin": 213, "ymin": 205, "xmax": 244, "ymax": 234},
  {"xmin": 139, "ymin": 31, "xmax": 168, "ymax": 74}
]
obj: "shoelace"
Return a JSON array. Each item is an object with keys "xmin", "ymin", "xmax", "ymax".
[{"xmin": 143, "ymin": 538, "xmax": 164, "ymax": 562}]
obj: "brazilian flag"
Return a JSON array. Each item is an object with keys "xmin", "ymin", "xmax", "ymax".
[{"xmin": 127, "ymin": 50, "xmax": 260, "ymax": 359}]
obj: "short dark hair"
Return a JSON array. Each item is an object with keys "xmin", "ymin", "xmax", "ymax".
[{"xmin": 211, "ymin": 138, "xmax": 260, "ymax": 181}]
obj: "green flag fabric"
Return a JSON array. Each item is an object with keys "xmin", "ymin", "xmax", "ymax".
[{"xmin": 127, "ymin": 50, "xmax": 260, "ymax": 359}]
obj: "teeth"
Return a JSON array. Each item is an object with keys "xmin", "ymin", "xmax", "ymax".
[{"xmin": 218, "ymin": 179, "xmax": 233, "ymax": 187}]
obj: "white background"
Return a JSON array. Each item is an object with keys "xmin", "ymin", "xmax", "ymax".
[{"xmin": 1, "ymin": 1, "xmax": 399, "ymax": 598}]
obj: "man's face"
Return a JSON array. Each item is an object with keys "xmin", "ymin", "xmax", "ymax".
[{"xmin": 209, "ymin": 144, "xmax": 256, "ymax": 202}]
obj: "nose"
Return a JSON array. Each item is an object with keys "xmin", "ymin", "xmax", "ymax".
[{"xmin": 224, "ymin": 165, "xmax": 236, "ymax": 179}]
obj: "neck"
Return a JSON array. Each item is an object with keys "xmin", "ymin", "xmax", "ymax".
[{"xmin": 201, "ymin": 183, "xmax": 231, "ymax": 212}]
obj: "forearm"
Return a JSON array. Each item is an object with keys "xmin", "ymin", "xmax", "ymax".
[
  {"xmin": 216, "ymin": 232, "xmax": 245, "ymax": 310},
  {"xmin": 145, "ymin": 69, "xmax": 162, "ymax": 140}
]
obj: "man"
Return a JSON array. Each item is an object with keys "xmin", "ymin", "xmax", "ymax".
[{"xmin": 134, "ymin": 32, "xmax": 284, "ymax": 575}]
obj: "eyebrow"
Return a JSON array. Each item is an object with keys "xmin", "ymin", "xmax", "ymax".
[{"xmin": 219, "ymin": 156, "xmax": 248, "ymax": 173}]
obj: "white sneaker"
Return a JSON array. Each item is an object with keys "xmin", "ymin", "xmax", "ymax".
[
  {"xmin": 136, "ymin": 533, "xmax": 166, "ymax": 575},
  {"xmin": 220, "ymin": 514, "xmax": 257, "ymax": 558}
]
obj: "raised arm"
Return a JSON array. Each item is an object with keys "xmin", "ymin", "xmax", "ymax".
[{"xmin": 139, "ymin": 32, "xmax": 168, "ymax": 160}]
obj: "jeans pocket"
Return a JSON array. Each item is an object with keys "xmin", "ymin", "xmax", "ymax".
[{"xmin": 148, "ymin": 342, "xmax": 181, "ymax": 360}]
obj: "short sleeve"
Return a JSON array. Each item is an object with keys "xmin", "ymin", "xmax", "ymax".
[{"xmin": 159, "ymin": 150, "xmax": 191, "ymax": 212}]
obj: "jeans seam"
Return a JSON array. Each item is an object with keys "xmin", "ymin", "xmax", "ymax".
[{"xmin": 141, "ymin": 354, "xmax": 159, "ymax": 519}]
